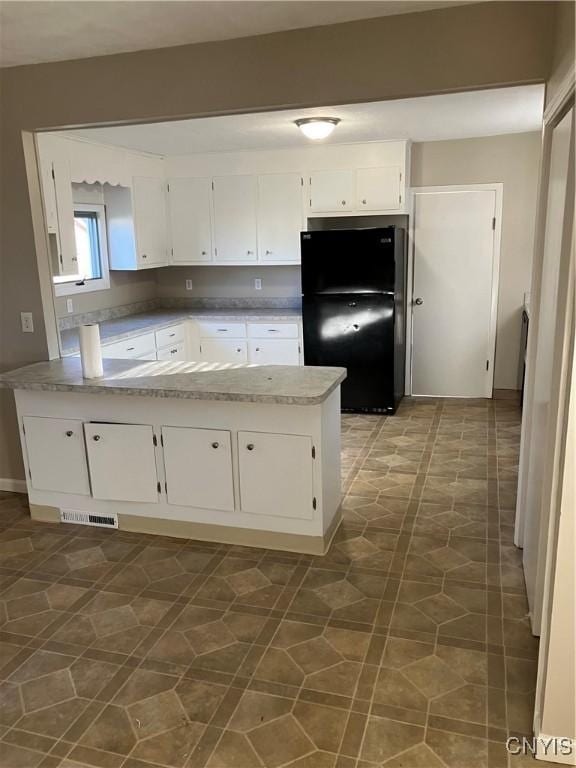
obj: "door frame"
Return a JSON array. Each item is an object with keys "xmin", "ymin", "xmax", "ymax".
[{"xmin": 406, "ymin": 183, "xmax": 503, "ymax": 397}]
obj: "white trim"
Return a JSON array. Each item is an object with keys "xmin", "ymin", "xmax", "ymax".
[
  {"xmin": 544, "ymin": 68, "xmax": 576, "ymax": 124},
  {"xmin": 0, "ymin": 478, "xmax": 27, "ymax": 494},
  {"xmin": 54, "ymin": 202, "xmax": 111, "ymax": 297},
  {"xmin": 23, "ymin": 132, "xmax": 60, "ymax": 360},
  {"xmin": 407, "ymin": 183, "xmax": 503, "ymax": 398}
]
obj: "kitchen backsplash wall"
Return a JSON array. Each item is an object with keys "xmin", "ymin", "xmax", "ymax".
[
  {"xmin": 155, "ymin": 265, "xmax": 301, "ymax": 300},
  {"xmin": 54, "ymin": 269, "xmax": 158, "ymax": 318}
]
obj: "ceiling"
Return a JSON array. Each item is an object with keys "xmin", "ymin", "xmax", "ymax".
[
  {"xmin": 66, "ymin": 85, "xmax": 545, "ymax": 156},
  {"xmin": 0, "ymin": 0, "xmax": 478, "ymax": 68}
]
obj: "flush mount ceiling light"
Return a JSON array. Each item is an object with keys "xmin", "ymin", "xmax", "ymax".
[{"xmin": 295, "ymin": 117, "xmax": 341, "ymax": 140}]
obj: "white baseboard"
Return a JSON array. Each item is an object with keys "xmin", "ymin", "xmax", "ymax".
[
  {"xmin": 0, "ymin": 478, "xmax": 27, "ymax": 494},
  {"xmin": 536, "ymin": 734, "xmax": 576, "ymax": 765}
]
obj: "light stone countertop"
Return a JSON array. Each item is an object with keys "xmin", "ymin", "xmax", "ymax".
[
  {"xmin": 60, "ymin": 308, "xmax": 303, "ymax": 355},
  {"xmin": 0, "ymin": 357, "xmax": 346, "ymax": 406}
]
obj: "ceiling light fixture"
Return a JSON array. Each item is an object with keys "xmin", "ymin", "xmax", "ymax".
[{"xmin": 295, "ymin": 117, "xmax": 340, "ymax": 140}]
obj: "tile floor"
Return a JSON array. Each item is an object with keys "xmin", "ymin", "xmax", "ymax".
[{"xmin": 0, "ymin": 397, "xmax": 547, "ymax": 768}]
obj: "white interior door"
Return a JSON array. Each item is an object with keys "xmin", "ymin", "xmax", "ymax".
[
  {"xmin": 522, "ymin": 107, "xmax": 574, "ymax": 634},
  {"xmin": 411, "ymin": 188, "xmax": 498, "ymax": 398}
]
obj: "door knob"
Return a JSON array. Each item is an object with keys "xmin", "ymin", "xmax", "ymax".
[
  {"xmin": 414, "ymin": 298, "xmax": 424, "ymax": 306},
  {"xmin": 246, "ymin": 444, "xmax": 255, "ymax": 451}
]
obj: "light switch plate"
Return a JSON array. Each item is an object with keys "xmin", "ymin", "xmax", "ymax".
[
  {"xmin": 21, "ymin": 312, "xmax": 34, "ymax": 333},
  {"xmin": 254, "ymin": 278, "xmax": 262, "ymax": 290},
  {"xmin": 66, "ymin": 299, "xmax": 74, "ymax": 313},
  {"xmin": 185, "ymin": 279, "xmax": 193, "ymax": 291}
]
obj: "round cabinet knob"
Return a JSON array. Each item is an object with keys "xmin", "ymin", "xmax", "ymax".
[
  {"xmin": 246, "ymin": 443, "xmax": 255, "ymax": 451},
  {"xmin": 236, "ymin": 348, "xmax": 242, "ymax": 353},
  {"xmin": 255, "ymin": 347, "xmax": 260, "ymax": 352},
  {"xmin": 362, "ymin": 199, "xmax": 367, "ymax": 205},
  {"xmin": 142, "ymin": 254, "xmax": 147, "ymax": 259},
  {"xmin": 65, "ymin": 430, "xmax": 74, "ymax": 437},
  {"xmin": 93, "ymin": 435, "xmax": 101, "ymax": 442},
  {"xmin": 211, "ymin": 442, "xmax": 219, "ymax": 449},
  {"xmin": 170, "ymin": 349, "xmax": 177, "ymax": 354},
  {"xmin": 341, "ymin": 200, "xmax": 346, "ymax": 206},
  {"xmin": 247, "ymin": 250, "xmax": 254, "ymax": 255},
  {"xmin": 201, "ymin": 250, "xmax": 207, "ymax": 256},
  {"xmin": 265, "ymin": 250, "xmax": 272, "ymax": 255},
  {"xmin": 414, "ymin": 297, "xmax": 424, "ymax": 306}
]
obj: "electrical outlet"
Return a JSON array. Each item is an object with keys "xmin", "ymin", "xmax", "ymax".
[
  {"xmin": 66, "ymin": 298, "xmax": 74, "ymax": 314},
  {"xmin": 254, "ymin": 278, "xmax": 262, "ymax": 291},
  {"xmin": 185, "ymin": 279, "xmax": 193, "ymax": 291},
  {"xmin": 20, "ymin": 312, "xmax": 34, "ymax": 333}
]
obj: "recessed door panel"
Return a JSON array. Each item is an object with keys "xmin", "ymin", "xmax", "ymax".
[
  {"xmin": 162, "ymin": 427, "xmax": 234, "ymax": 511},
  {"xmin": 24, "ymin": 417, "xmax": 90, "ymax": 495}
]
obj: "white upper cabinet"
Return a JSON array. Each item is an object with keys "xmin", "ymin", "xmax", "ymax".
[
  {"xmin": 356, "ymin": 166, "xmax": 402, "ymax": 211},
  {"xmin": 309, "ymin": 170, "xmax": 355, "ymax": 213},
  {"xmin": 132, "ymin": 176, "xmax": 169, "ymax": 266},
  {"xmin": 213, "ymin": 175, "xmax": 257, "ymax": 262},
  {"xmin": 106, "ymin": 177, "xmax": 169, "ymax": 270},
  {"xmin": 258, "ymin": 174, "xmax": 303, "ymax": 264},
  {"xmin": 168, "ymin": 178, "xmax": 212, "ymax": 264}
]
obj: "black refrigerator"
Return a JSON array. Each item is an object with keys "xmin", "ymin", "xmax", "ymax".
[{"xmin": 301, "ymin": 226, "xmax": 406, "ymax": 414}]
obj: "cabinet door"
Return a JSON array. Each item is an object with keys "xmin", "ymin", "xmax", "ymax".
[
  {"xmin": 168, "ymin": 178, "xmax": 212, "ymax": 264},
  {"xmin": 248, "ymin": 340, "xmax": 300, "ymax": 366},
  {"xmin": 200, "ymin": 339, "xmax": 248, "ymax": 364},
  {"xmin": 84, "ymin": 423, "xmax": 159, "ymax": 502},
  {"xmin": 309, "ymin": 170, "xmax": 355, "ymax": 213},
  {"xmin": 133, "ymin": 177, "xmax": 168, "ymax": 266},
  {"xmin": 238, "ymin": 432, "xmax": 314, "ymax": 519},
  {"xmin": 356, "ymin": 167, "xmax": 401, "ymax": 211},
  {"xmin": 213, "ymin": 176, "xmax": 257, "ymax": 262},
  {"xmin": 157, "ymin": 342, "xmax": 186, "ymax": 361},
  {"xmin": 162, "ymin": 427, "xmax": 234, "ymax": 511},
  {"xmin": 258, "ymin": 174, "xmax": 303, "ymax": 263},
  {"xmin": 24, "ymin": 417, "xmax": 90, "ymax": 495},
  {"xmin": 52, "ymin": 155, "xmax": 78, "ymax": 276}
]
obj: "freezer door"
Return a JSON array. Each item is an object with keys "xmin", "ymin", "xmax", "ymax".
[
  {"xmin": 303, "ymin": 295, "xmax": 396, "ymax": 411},
  {"xmin": 300, "ymin": 228, "xmax": 396, "ymax": 295}
]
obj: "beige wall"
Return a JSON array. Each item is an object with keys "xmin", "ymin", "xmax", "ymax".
[
  {"xmin": 0, "ymin": 2, "xmax": 559, "ymax": 482},
  {"xmin": 54, "ymin": 271, "xmax": 157, "ymax": 319},
  {"xmin": 546, "ymin": 0, "xmax": 575, "ymax": 108},
  {"xmin": 156, "ymin": 265, "xmax": 300, "ymax": 300},
  {"xmin": 411, "ymin": 132, "xmax": 542, "ymax": 390}
]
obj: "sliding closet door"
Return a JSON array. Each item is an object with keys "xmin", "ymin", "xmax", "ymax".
[{"xmin": 521, "ymin": 106, "xmax": 574, "ymax": 635}]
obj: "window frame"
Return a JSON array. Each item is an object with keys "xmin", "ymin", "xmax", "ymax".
[{"xmin": 53, "ymin": 202, "xmax": 110, "ymax": 297}]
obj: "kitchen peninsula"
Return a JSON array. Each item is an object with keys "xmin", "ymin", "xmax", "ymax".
[{"xmin": 0, "ymin": 358, "xmax": 345, "ymax": 554}]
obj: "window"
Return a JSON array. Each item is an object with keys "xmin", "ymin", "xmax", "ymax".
[{"xmin": 53, "ymin": 203, "xmax": 110, "ymax": 297}]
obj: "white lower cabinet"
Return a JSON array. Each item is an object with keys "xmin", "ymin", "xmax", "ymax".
[
  {"xmin": 24, "ymin": 417, "xmax": 90, "ymax": 495},
  {"xmin": 200, "ymin": 339, "xmax": 248, "ymax": 364},
  {"xmin": 238, "ymin": 431, "xmax": 314, "ymax": 520},
  {"xmin": 84, "ymin": 423, "xmax": 159, "ymax": 502},
  {"xmin": 157, "ymin": 343, "xmax": 186, "ymax": 361},
  {"xmin": 162, "ymin": 427, "xmax": 234, "ymax": 511},
  {"xmin": 248, "ymin": 339, "xmax": 300, "ymax": 366}
]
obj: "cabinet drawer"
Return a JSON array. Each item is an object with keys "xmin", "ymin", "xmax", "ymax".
[
  {"xmin": 197, "ymin": 321, "xmax": 247, "ymax": 339},
  {"xmin": 238, "ymin": 431, "xmax": 314, "ymax": 520},
  {"xmin": 162, "ymin": 427, "xmax": 234, "ymax": 511},
  {"xmin": 84, "ymin": 422, "xmax": 159, "ymax": 503},
  {"xmin": 247, "ymin": 322, "xmax": 299, "ymax": 339},
  {"xmin": 248, "ymin": 340, "xmax": 300, "ymax": 366},
  {"xmin": 24, "ymin": 417, "xmax": 90, "ymax": 496},
  {"xmin": 155, "ymin": 324, "xmax": 184, "ymax": 349},
  {"xmin": 102, "ymin": 332, "xmax": 156, "ymax": 359},
  {"xmin": 157, "ymin": 342, "xmax": 186, "ymax": 361},
  {"xmin": 200, "ymin": 340, "xmax": 248, "ymax": 364}
]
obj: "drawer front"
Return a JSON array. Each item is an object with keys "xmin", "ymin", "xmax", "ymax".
[
  {"xmin": 197, "ymin": 321, "xmax": 247, "ymax": 339},
  {"xmin": 102, "ymin": 332, "xmax": 156, "ymax": 359},
  {"xmin": 155, "ymin": 324, "xmax": 184, "ymax": 349},
  {"xmin": 247, "ymin": 322, "xmax": 299, "ymax": 339},
  {"xmin": 157, "ymin": 342, "xmax": 186, "ymax": 361},
  {"xmin": 200, "ymin": 340, "xmax": 248, "ymax": 364}
]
